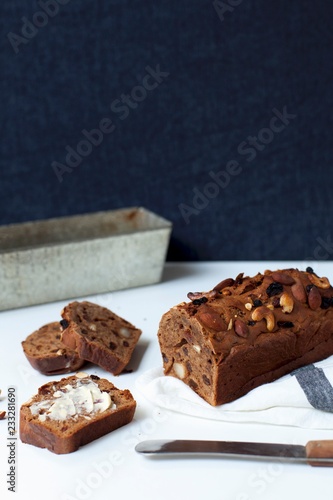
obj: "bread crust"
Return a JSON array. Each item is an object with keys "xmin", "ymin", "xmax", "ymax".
[
  {"xmin": 20, "ymin": 374, "xmax": 136, "ymax": 454},
  {"xmin": 22, "ymin": 322, "xmax": 85, "ymax": 375},
  {"xmin": 158, "ymin": 268, "xmax": 333, "ymax": 405}
]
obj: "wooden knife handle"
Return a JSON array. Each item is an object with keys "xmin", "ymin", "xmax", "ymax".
[{"xmin": 306, "ymin": 440, "xmax": 333, "ymax": 466}]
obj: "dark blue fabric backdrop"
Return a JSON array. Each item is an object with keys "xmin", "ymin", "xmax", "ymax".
[{"xmin": 1, "ymin": 1, "xmax": 333, "ymax": 261}]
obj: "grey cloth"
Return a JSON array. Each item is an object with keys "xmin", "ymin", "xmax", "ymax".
[{"xmin": 292, "ymin": 364, "xmax": 333, "ymax": 412}]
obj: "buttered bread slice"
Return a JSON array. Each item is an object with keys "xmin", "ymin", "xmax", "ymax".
[{"xmin": 20, "ymin": 372, "xmax": 136, "ymax": 454}]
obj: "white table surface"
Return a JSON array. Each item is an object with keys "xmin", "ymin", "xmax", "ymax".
[{"xmin": 1, "ymin": 261, "xmax": 333, "ymax": 500}]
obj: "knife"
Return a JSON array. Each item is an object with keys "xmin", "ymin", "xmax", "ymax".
[{"xmin": 135, "ymin": 439, "xmax": 333, "ymax": 466}]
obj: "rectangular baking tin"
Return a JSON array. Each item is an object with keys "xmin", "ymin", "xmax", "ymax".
[{"xmin": 0, "ymin": 207, "xmax": 172, "ymax": 310}]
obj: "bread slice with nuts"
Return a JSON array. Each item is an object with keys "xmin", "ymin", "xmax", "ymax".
[
  {"xmin": 60, "ymin": 301, "xmax": 142, "ymax": 375},
  {"xmin": 20, "ymin": 372, "xmax": 136, "ymax": 454},
  {"xmin": 22, "ymin": 322, "xmax": 85, "ymax": 375},
  {"xmin": 158, "ymin": 268, "xmax": 333, "ymax": 406}
]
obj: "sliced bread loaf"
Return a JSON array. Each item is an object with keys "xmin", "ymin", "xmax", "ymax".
[
  {"xmin": 60, "ymin": 301, "xmax": 142, "ymax": 375},
  {"xmin": 20, "ymin": 372, "xmax": 136, "ymax": 454},
  {"xmin": 22, "ymin": 322, "xmax": 85, "ymax": 375}
]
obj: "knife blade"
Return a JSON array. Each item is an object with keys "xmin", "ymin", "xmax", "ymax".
[{"xmin": 135, "ymin": 439, "xmax": 333, "ymax": 466}]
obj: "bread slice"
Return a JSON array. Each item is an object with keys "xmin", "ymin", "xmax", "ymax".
[
  {"xmin": 22, "ymin": 322, "xmax": 85, "ymax": 375},
  {"xmin": 20, "ymin": 372, "xmax": 136, "ymax": 454},
  {"xmin": 60, "ymin": 301, "xmax": 142, "ymax": 375}
]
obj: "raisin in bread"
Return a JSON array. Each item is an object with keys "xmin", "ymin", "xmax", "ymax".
[
  {"xmin": 22, "ymin": 322, "xmax": 85, "ymax": 375},
  {"xmin": 20, "ymin": 372, "xmax": 136, "ymax": 454},
  {"xmin": 158, "ymin": 268, "xmax": 333, "ymax": 406},
  {"xmin": 60, "ymin": 301, "xmax": 141, "ymax": 375}
]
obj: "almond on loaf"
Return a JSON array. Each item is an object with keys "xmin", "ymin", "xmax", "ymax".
[
  {"xmin": 20, "ymin": 372, "xmax": 136, "ymax": 454},
  {"xmin": 157, "ymin": 268, "xmax": 333, "ymax": 406}
]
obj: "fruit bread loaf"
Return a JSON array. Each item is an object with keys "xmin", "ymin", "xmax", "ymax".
[
  {"xmin": 21, "ymin": 322, "xmax": 85, "ymax": 375},
  {"xmin": 157, "ymin": 267, "xmax": 333, "ymax": 406},
  {"xmin": 60, "ymin": 301, "xmax": 141, "ymax": 375},
  {"xmin": 20, "ymin": 372, "xmax": 136, "ymax": 454}
]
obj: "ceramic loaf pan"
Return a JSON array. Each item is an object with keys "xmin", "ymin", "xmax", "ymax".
[{"xmin": 0, "ymin": 207, "xmax": 172, "ymax": 310}]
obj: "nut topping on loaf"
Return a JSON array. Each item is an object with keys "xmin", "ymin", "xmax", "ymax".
[{"xmin": 157, "ymin": 268, "xmax": 333, "ymax": 406}]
